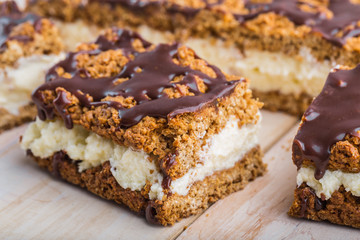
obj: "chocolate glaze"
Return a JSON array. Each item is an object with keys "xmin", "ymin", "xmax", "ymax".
[
  {"xmin": 293, "ymin": 65, "xmax": 360, "ymax": 180},
  {"xmin": 299, "ymin": 187, "xmax": 326, "ymax": 218},
  {"xmin": 52, "ymin": 151, "xmax": 65, "ymax": 178},
  {"xmin": 237, "ymin": 0, "xmax": 318, "ymax": 25},
  {"xmin": 94, "ymin": 0, "xmax": 360, "ymax": 47},
  {"xmin": 53, "ymin": 91, "xmax": 73, "ymax": 129},
  {"xmin": 161, "ymin": 176, "xmax": 172, "ymax": 192},
  {"xmin": 145, "ymin": 201, "xmax": 160, "ymax": 225},
  {"xmin": 33, "ymin": 28, "xmax": 240, "ymax": 129},
  {"xmin": 27, "ymin": 149, "xmax": 64, "ymax": 178},
  {"xmin": 160, "ymin": 153, "xmax": 177, "ymax": 172},
  {"xmin": 0, "ymin": 1, "xmax": 41, "ymax": 51},
  {"xmin": 236, "ymin": 0, "xmax": 360, "ymax": 46},
  {"xmin": 159, "ymin": 153, "xmax": 177, "ymax": 192}
]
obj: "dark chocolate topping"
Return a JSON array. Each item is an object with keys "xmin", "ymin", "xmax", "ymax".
[
  {"xmin": 299, "ymin": 187, "xmax": 326, "ymax": 218},
  {"xmin": 95, "ymin": 0, "xmax": 360, "ymax": 47},
  {"xmin": 293, "ymin": 65, "xmax": 360, "ymax": 180},
  {"xmin": 160, "ymin": 153, "xmax": 177, "ymax": 174},
  {"xmin": 145, "ymin": 201, "xmax": 160, "ymax": 225},
  {"xmin": 236, "ymin": 0, "xmax": 360, "ymax": 46},
  {"xmin": 52, "ymin": 151, "xmax": 65, "ymax": 178},
  {"xmin": 53, "ymin": 90, "xmax": 73, "ymax": 129},
  {"xmin": 33, "ymin": 28, "xmax": 240, "ymax": 129},
  {"xmin": 0, "ymin": 1, "xmax": 41, "ymax": 51},
  {"xmin": 161, "ymin": 176, "xmax": 172, "ymax": 191},
  {"xmin": 237, "ymin": 0, "xmax": 319, "ymax": 25},
  {"xmin": 159, "ymin": 152, "xmax": 176, "ymax": 191}
]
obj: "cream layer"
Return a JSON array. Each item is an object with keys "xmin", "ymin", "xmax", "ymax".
[
  {"xmin": 297, "ymin": 167, "xmax": 360, "ymax": 200},
  {"xmin": 53, "ymin": 20, "xmax": 103, "ymax": 51},
  {"xmin": 21, "ymin": 116, "xmax": 260, "ymax": 200}
]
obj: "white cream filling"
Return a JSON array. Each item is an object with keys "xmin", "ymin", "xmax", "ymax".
[
  {"xmin": 297, "ymin": 167, "xmax": 360, "ymax": 200},
  {"xmin": 169, "ymin": 117, "xmax": 259, "ymax": 196},
  {"xmin": 233, "ymin": 48, "xmax": 334, "ymax": 97},
  {"xmin": 0, "ymin": 53, "xmax": 65, "ymax": 115},
  {"xmin": 136, "ymin": 25, "xmax": 334, "ymax": 97},
  {"xmin": 21, "ymin": 116, "xmax": 259, "ymax": 200},
  {"xmin": 53, "ymin": 20, "xmax": 103, "ymax": 51}
]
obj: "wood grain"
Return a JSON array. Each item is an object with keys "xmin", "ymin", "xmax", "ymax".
[
  {"xmin": 0, "ymin": 124, "xmax": 28, "ymax": 154},
  {"xmin": 177, "ymin": 126, "xmax": 360, "ymax": 240},
  {"xmin": 0, "ymin": 110, "xmax": 297, "ymax": 239}
]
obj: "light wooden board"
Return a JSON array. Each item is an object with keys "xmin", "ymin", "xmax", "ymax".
[
  {"xmin": 178, "ymin": 125, "xmax": 360, "ymax": 240},
  {"xmin": 0, "ymin": 110, "xmax": 297, "ymax": 239},
  {"xmin": 0, "ymin": 124, "xmax": 28, "ymax": 154}
]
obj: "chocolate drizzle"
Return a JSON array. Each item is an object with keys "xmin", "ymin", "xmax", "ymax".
[
  {"xmin": 159, "ymin": 153, "xmax": 177, "ymax": 192},
  {"xmin": 0, "ymin": 1, "xmax": 41, "ymax": 51},
  {"xmin": 53, "ymin": 91, "xmax": 73, "ymax": 129},
  {"xmin": 145, "ymin": 201, "xmax": 160, "ymax": 225},
  {"xmin": 293, "ymin": 65, "xmax": 360, "ymax": 180},
  {"xmin": 235, "ymin": 0, "xmax": 360, "ymax": 46},
  {"xmin": 299, "ymin": 187, "xmax": 326, "ymax": 218},
  {"xmin": 94, "ymin": 0, "xmax": 360, "ymax": 47},
  {"xmin": 237, "ymin": 0, "xmax": 320, "ymax": 25},
  {"xmin": 52, "ymin": 151, "xmax": 65, "ymax": 178},
  {"xmin": 32, "ymin": 28, "xmax": 240, "ymax": 129},
  {"xmin": 161, "ymin": 176, "xmax": 172, "ymax": 192}
]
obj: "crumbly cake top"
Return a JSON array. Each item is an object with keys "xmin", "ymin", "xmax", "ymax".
[
  {"xmin": 93, "ymin": 0, "xmax": 360, "ymax": 47},
  {"xmin": 0, "ymin": 0, "xmax": 41, "ymax": 51},
  {"xmin": 293, "ymin": 64, "xmax": 360, "ymax": 180},
  {"xmin": 32, "ymin": 28, "xmax": 242, "ymax": 129}
]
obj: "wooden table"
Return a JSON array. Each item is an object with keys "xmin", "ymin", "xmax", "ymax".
[{"xmin": 1, "ymin": 110, "xmax": 358, "ymax": 239}]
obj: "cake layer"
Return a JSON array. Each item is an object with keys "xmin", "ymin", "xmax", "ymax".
[
  {"xmin": 252, "ymin": 90, "xmax": 312, "ymax": 116},
  {"xmin": 21, "ymin": 116, "xmax": 260, "ymax": 200},
  {"xmin": 0, "ymin": 103, "xmax": 36, "ymax": 133},
  {"xmin": 289, "ymin": 183, "xmax": 360, "ymax": 229},
  {"xmin": 27, "ymin": 146, "xmax": 265, "ymax": 225}
]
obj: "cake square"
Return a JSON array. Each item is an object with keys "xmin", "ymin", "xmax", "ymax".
[
  {"xmin": 289, "ymin": 65, "xmax": 360, "ymax": 228},
  {"xmin": 0, "ymin": 0, "xmax": 64, "ymax": 132},
  {"xmin": 21, "ymin": 28, "xmax": 265, "ymax": 225}
]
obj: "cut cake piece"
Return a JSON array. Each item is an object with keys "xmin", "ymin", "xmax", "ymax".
[
  {"xmin": 289, "ymin": 65, "xmax": 360, "ymax": 228},
  {"xmin": 28, "ymin": 0, "xmax": 360, "ymax": 116},
  {"xmin": 0, "ymin": 0, "xmax": 64, "ymax": 133},
  {"xmin": 20, "ymin": 28, "xmax": 266, "ymax": 225}
]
